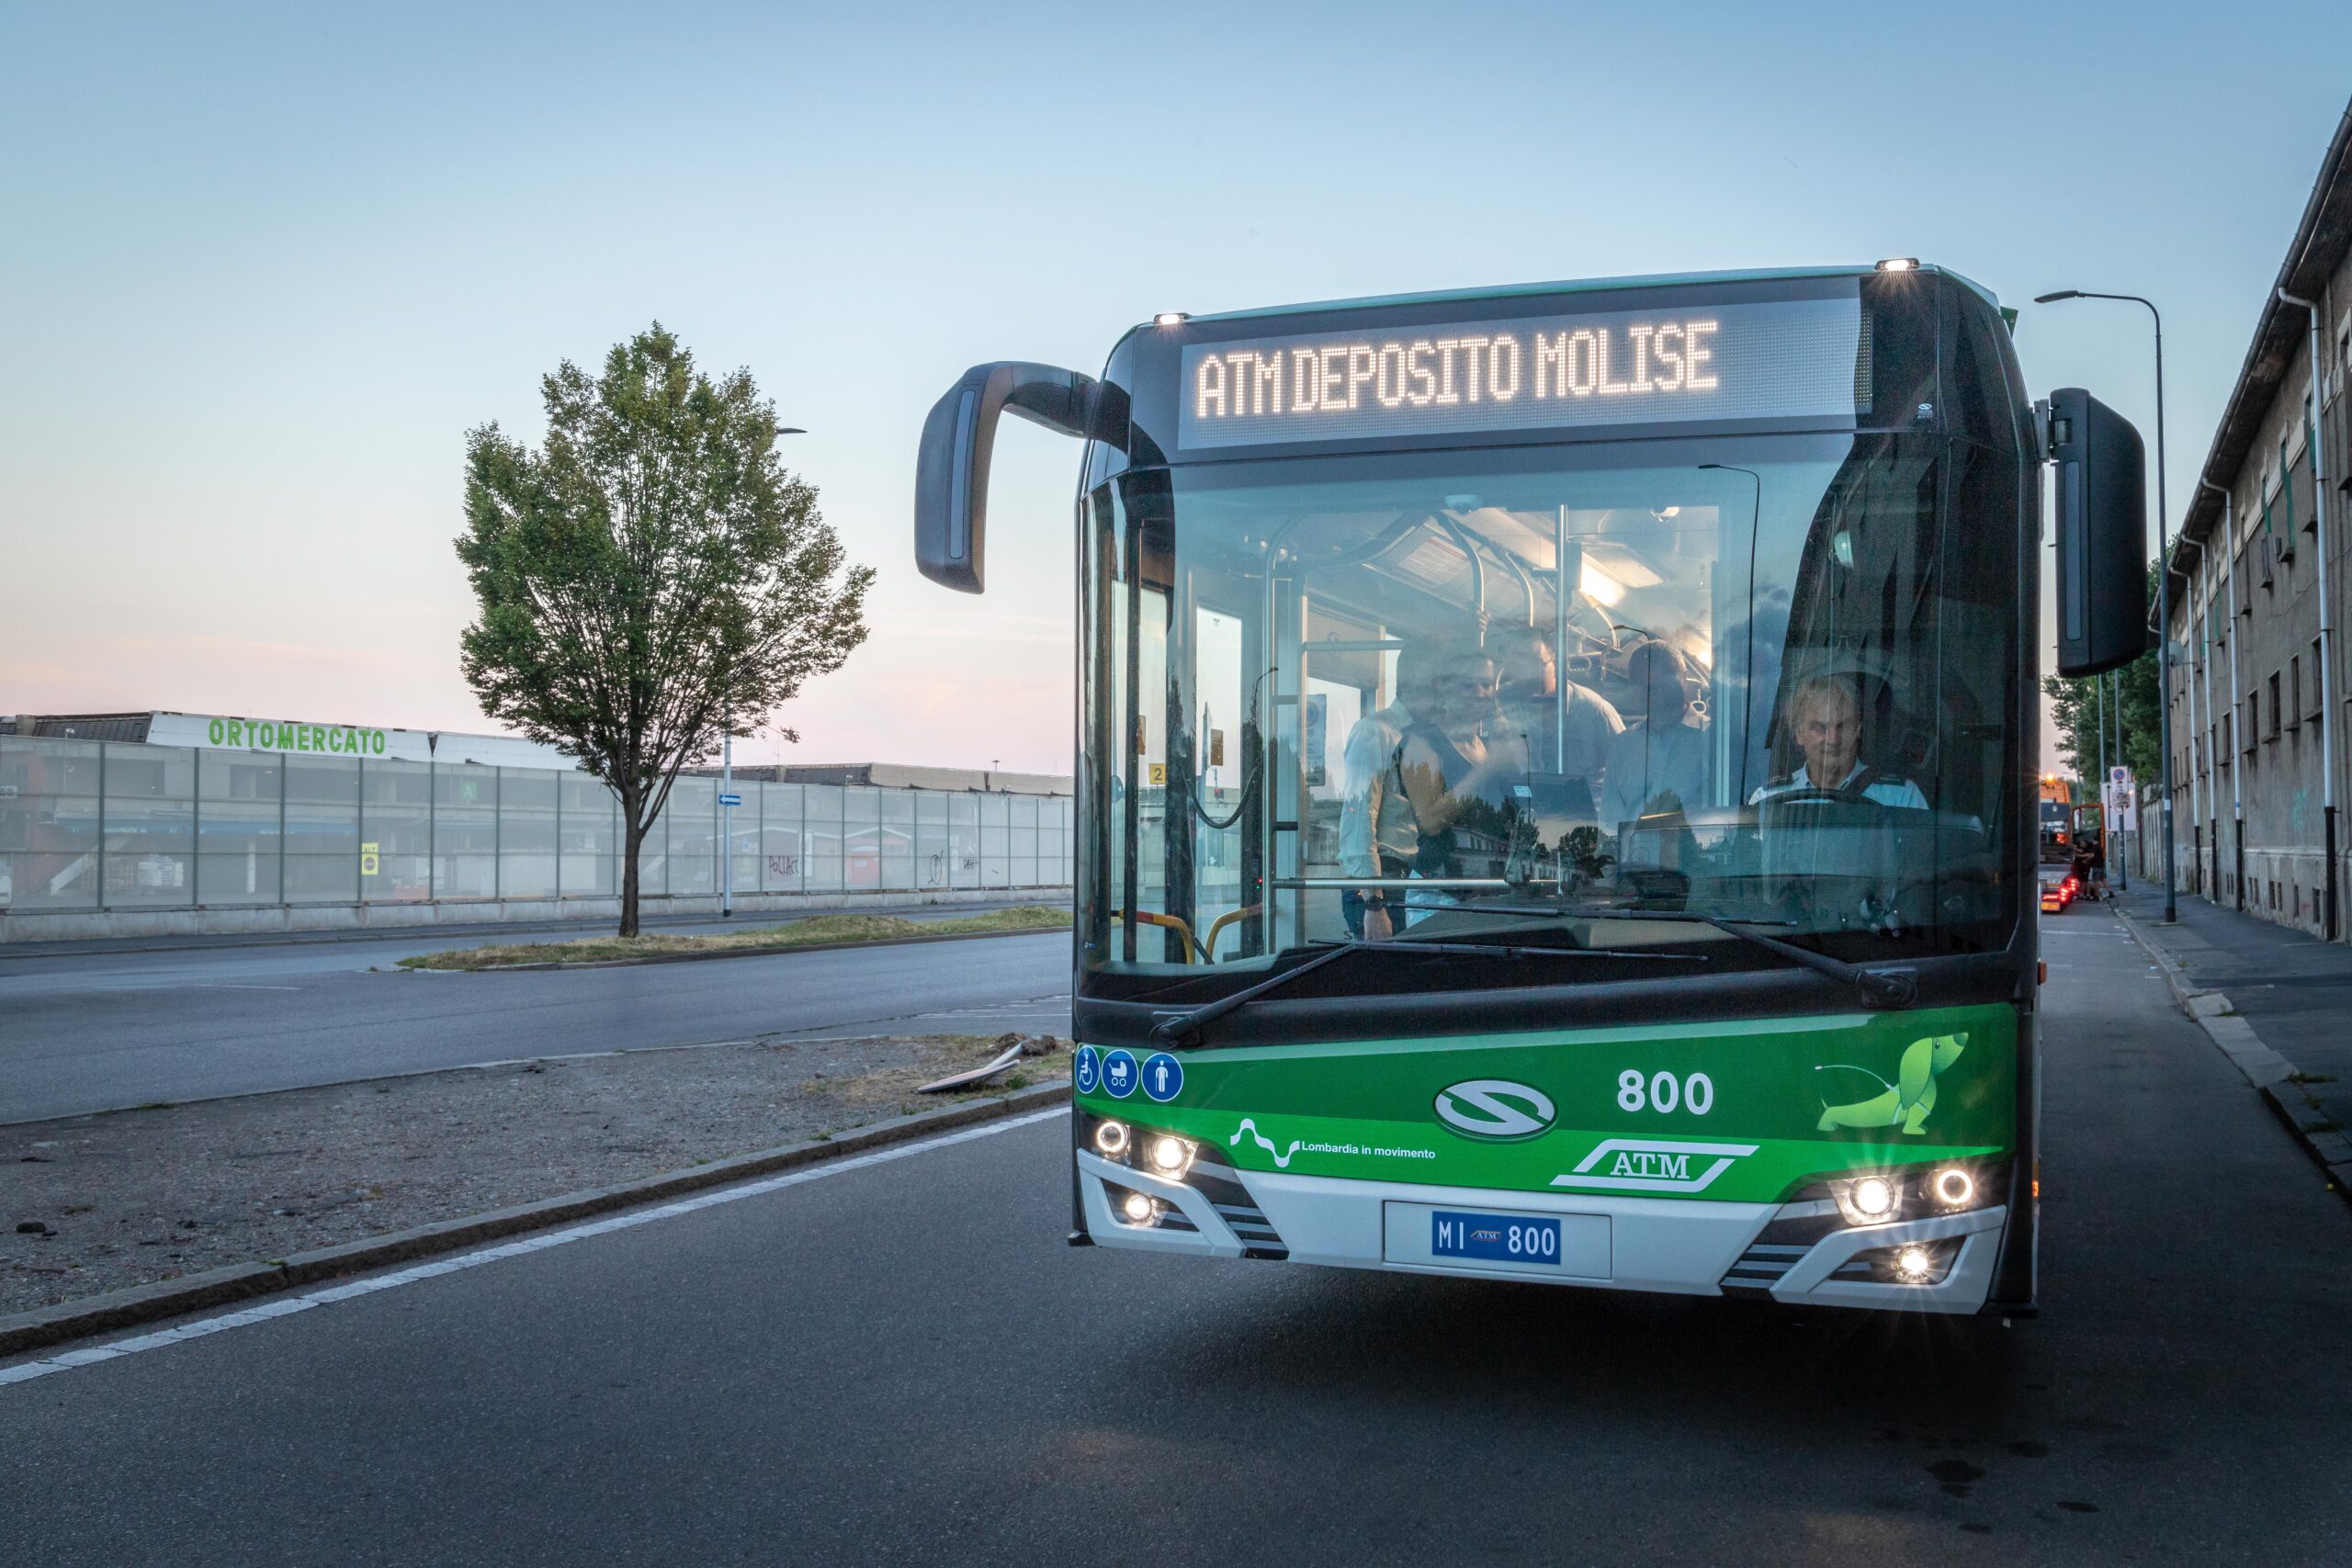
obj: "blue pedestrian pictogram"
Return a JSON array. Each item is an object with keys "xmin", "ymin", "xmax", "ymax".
[
  {"xmin": 1101, "ymin": 1049, "xmax": 1139, "ymax": 1100},
  {"xmin": 1142, "ymin": 1052, "xmax": 1184, "ymax": 1103},
  {"xmin": 1073, "ymin": 1045, "xmax": 1102, "ymax": 1095}
]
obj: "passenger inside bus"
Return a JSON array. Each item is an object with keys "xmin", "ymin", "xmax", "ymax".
[
  {"xmin": 1600, "ymin": 639, "xmax": 1712, "ymax": 839},
  {"xmin": 1335, "ymin": 642, "xmax": 1434, "ymax": 942},
  {"xmin": 1489, "ymin": 622, "xmax": 1623, "ymax": 797},
  {"xmin": 1344, "ymin": 627, "xmax": 1604, "ymax": 940},
  {"xmin": 1393, "ymin": 641, "xmax": 1520, "ymax": 921}
]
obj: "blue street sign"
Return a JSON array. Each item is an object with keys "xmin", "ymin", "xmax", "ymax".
[
  {"xmin": 1142, "ymin": 1052, "xmax": 1184, "ymax": 1103},
  {"xmin": 1073, "ymin": 1045, "xmax": 1102, "ymax": 1095},
  {"xmin": 1101, "ymin": 1049, "xmax": 1139, "ymax": 1100},
  {"xmin": 718, "ymin": 793, "xmax": 742, "ymax": 807}
]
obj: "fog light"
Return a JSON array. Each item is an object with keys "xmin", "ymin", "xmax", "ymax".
[
  {"xmin": 1931, "ymin": 1167, "xmax": 1976, "ymax": 1207},
  {"xmin": 1148, "ymin": 1134, "xmax": 1194, "ymax": 1175},
  {"xmin": 1120, "ymin": 1190, "xmax": 1157, "ymax": 1224},
  {"xmin": 1894, "ymin": 1244, "xmax": 1936, "ymax": 1282},
  {"xmin": 1093, "ymin": 1119, "xmax": 1130, "ymax": 1158},
  {"xmin": 1852, "ymin": 1176, "xmax": 1898, "ymax": 1221}
]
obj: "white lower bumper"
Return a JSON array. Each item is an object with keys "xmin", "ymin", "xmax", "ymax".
[{"xmin": 1078, "ymin": 1154, "xmax": 2004, "ymax": 1314}]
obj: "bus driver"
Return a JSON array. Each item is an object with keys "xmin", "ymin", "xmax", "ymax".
[{"xmin": 1748, "ymin": 673, "xmax": 1928, "ymax": 809}]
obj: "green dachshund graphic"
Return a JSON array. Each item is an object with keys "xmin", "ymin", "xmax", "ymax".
[{"xmin": 1815, "ymin": 1033, "xmax": 1968, "ymax": 1134}]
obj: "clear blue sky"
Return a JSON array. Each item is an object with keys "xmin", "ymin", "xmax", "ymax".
[{"xmin": 4, "ymin": 2, "xmax": 2346, "ymax": 773}]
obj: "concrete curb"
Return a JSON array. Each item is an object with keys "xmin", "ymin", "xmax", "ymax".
[
  {"xmin": 0, "ymin": 1079, "xmax": 1071, "ymax": 1361},
  {"xmin": 390, "ymin": 920, "xmax": 1069, "ymax": 974},
  {"xmin": 2112, "ymin": 907, "xmax": 2352, "ymax": 1207}
]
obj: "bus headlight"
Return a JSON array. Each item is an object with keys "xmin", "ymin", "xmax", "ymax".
[
  {"xmin": 1119, "ymin": 1190, "xmax": 1158, "ymax": 1225},
  {"xmin": 1930, "ymin": 1166, "xmax": 1976, "ymax": 1208},
  {"xmin": 1829, "ymin": 1174, "xmax": 1904, "ymax": 1225},
  {"xmin": 1093, "ymin": 1119, "xmax": 1130, "ymax": 1158},
  {"xmin": 1147, "ymin": 1134, "xmax": 1195, "ymax": 1176}
]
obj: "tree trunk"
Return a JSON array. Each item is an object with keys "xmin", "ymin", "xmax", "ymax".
[{"xmin": 619, "ymin": 811, "xmax": 644, "ymax": 938}]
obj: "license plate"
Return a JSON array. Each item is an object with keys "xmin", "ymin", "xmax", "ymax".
[{"xmin": 1430, "ymin": 1210, "xmax": 1562, "ymax": 1266}]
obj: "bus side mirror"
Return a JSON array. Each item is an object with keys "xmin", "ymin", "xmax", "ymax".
[
  {"xmin": 914, "ymin": 361, "xmax": 1107, "ymax": 593},
  {"xmin": 2048, "ymin": 387, "xmax": 2148, "ymax": 677}
]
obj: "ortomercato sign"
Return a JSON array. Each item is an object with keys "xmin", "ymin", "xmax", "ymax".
[
  {"xmin": 205, "ymin": 716, "xmax": 389, "ymax": 756},
  {"xmin": 137, "ymin": 713, "xmax": 574, "ymax": 769}
]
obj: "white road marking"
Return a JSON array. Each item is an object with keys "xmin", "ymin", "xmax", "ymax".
[{"xmin": 0, "ymin": 1106, "xmax": 1068, "ymax": 1389}]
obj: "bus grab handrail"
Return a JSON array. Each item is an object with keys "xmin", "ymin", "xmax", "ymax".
[
  {"xmin": 1120, "ymin": 908, "xmax": 1198, "ymax": 964},
  {"xmin": 1203, "ymin": 904, "xmax": 1262, "ymax": 963}
]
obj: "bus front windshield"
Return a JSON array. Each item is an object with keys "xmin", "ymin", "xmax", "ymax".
[{"xmin": 1079, "ymin": 428, "xmax": 2023, "ymax": 998}]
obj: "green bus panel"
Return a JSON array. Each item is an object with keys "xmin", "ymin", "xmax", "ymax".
[{"xmin": 1078, "ymin": 1002, "xmax": 2017, "ymax": 1205}]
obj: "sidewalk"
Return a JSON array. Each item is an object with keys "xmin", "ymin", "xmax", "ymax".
[
  {"xmin": 2104, "ymin": 881, "xmax": 2352, "ymax": 1199},
  {"xmin": 0, "ymin": 895, "xmax": 1063, "ymax": 961}
]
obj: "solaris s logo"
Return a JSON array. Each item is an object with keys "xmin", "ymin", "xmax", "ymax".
[{"xmin": 1432, "ymin": 1079, "xmax": 1556, "ymax": 1142}]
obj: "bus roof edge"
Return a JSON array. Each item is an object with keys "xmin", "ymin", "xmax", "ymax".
[{"xmin": 1179, "ymin": 264, "xmax": 2004, "ymax": 327}]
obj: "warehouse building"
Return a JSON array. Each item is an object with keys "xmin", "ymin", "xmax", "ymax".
[
  {"xmin": 0, "ymin": 711, "xmax": 1070, "ymax": 942},
  {"xmin": 2163, "ymin": 101, "xmax": 2352, "ymax": 939}
]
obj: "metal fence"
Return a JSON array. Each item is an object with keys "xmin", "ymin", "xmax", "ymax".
[{"xmin": 0, "ymin": 736, "xmax": 1072, "ymax": 915}]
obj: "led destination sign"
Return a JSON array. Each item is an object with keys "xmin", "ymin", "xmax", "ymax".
[{"xmin": 1178, "ymin": 296, "xmax": 1869, "ymax": 448}]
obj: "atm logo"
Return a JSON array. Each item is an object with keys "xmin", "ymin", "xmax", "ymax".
[
  {"xmin": 1432, "ymin": 1080, "xmax": 1556, "ymax": 1143},
  {"xmin": 1552, "ymin": 1138, "xmax": 1759, "ymax": 1194}
]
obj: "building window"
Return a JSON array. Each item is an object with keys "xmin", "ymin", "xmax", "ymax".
[
  {"xmin": 2290, "ymin": 656, "xmax": 2302, "ymax": 730},
  {"xmin": 2268, "ymin": 672, "xmax": 2282, "ymax": 739},
  {"xmin": 2280, "ymin": 435, "xmax": 2298, "ymax": 536},
  {"xmin": 2312, "ymin": 637, "xmax": 2325, "ymax": 720}
]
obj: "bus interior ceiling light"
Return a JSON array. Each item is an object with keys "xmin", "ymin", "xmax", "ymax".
[
  {"xmin": 1875, "ymin": 257, "xmax": 1919, "ymax": 273},
  {"xmin": 1094, "ymin": 1119, "xmax": 1130, "ymax": 1157},
  {"xmin": 1578, "ymin": 558, "xmax": 1627, "ymax": 606}
]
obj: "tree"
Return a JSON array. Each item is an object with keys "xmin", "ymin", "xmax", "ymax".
[
  {"xmin": 2043, "ymin": 560, "xmax": 2163, "ymax": 793},
  {"xmin": 458, "ymin": 324, "xmax": 873, "ymax": 935}
]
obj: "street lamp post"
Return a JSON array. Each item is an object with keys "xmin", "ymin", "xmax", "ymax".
[{"xmin": 2036, "ymin": 289, "xmax": 2176, "ymax": 922}]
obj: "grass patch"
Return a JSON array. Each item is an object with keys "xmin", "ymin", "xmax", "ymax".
[
  {"xmin": 398, "ymin": 905, "xmax": 1069, "ymax": 971},
  {"xmin": 2287, "ymin": 1072, "xmax": 2339, "ymax": 1085}
]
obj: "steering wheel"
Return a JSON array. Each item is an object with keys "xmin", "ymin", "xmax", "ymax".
[{"xmin": 1757, "ymin": 786, "xmax": 1860, "ymax": 810}]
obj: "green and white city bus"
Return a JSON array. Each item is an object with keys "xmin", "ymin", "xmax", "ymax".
[{"xmin": 915, "ymin": 264, "xmax": 2145, "ymax": 1315}]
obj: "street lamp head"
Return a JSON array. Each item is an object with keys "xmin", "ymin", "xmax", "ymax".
[
  {"xmin": 2033, "ymin": 290, "xmax": 2082, "ymax": 304},
  {"xmin": 777, "ymin": 427, "xmax": 807, "ymax": 435}
]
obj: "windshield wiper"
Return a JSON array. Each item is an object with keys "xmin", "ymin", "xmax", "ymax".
[
  {"xmin": 1147, "ymin": 938, "xmax": 1706, "ymax": 1050},
  {"xmin": 1555, "ymin": 908, "xmax": 1919, "ymax": 1010}
]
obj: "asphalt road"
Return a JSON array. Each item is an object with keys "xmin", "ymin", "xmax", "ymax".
[
  {"xmin": 0, "ymin": 918, "xmax": 1072, "ymax": 1123},
  {"xmin": 5, "ymin": 909, "xmax": 2347, "ymax": 1565}
]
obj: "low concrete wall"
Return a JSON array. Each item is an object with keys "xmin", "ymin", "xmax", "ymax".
[{"xmin": 0, "ymin": 886, "xmax": 1072, "ymax": 944}]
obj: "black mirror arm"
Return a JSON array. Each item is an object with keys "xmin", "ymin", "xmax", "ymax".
[{"xmin": 913, "ymin": 362, "xmax": 1126, "ymax": 594}]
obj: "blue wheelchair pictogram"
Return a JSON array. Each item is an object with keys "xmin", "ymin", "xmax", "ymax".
[
  {"xmin": 1073, "ymin": 1045, "xmax": 1101, "ymax": 1095},
  {"xmin": 1142, "ymin": 1052, "xmax": 1184, "ymax": 1103},
  {"xmin": 1101, "ymin": 1049, "xmax": 1139, "ymax": 1100}
]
